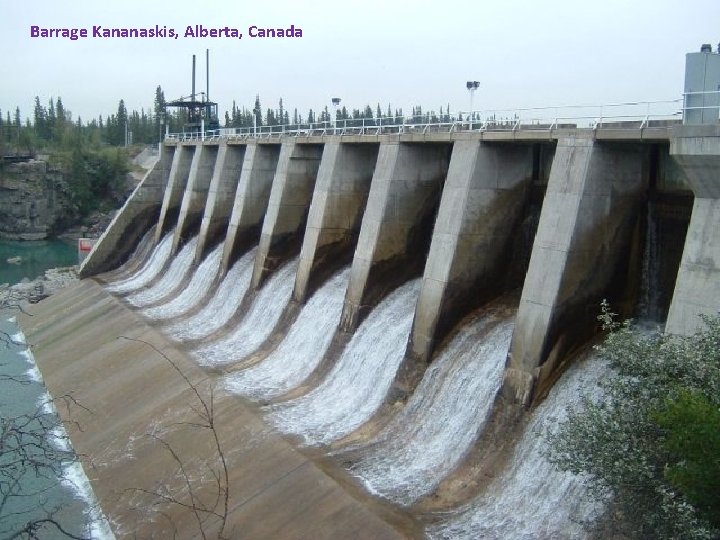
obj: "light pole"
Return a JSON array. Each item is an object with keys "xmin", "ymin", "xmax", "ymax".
[
  {"xmin": 331, "ymin": 97, "xmax": 341, "ymax": 134},
  {"xmin": 466, "ymin": 80, "xmax": 479, "ymax": 129}
]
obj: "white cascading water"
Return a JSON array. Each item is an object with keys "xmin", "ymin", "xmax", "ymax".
[
  {"xmin": 267, "ymin": 279, "xmax": 420, "ymax": 446},
  {"xmin": 192, "ymin": 258, "xmax": 298, "ymax": 367},
  {"xmin": 106, "ymin": 227, "xmax": 155, "ymax": 279},
  {"xmin": 142, "ymin": 242, "xmax": 223, "ymax": 321},
  {"xmin": 106, "ymin": 231, "xmax": 174, "ymax": 294},
  {"xmin": 426, "ymin": 355, "xmax": 608, "ymax": 540},
  {"xmin": 224, "ymin": 267, "xmax": 350, "ymax": 400},
  {"xmin": 126, "ymin": 236, "xmax": 198, "ymax": 308},
  {"xmin": 164, "ymin": 248, "xmax": 256, "ymax": 341},
  {"xmin": 346, "ymin": 312, "xmax": 515, "ymax": 505}
]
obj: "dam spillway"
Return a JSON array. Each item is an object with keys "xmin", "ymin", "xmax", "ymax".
[{"xmin": 18, "ymin": 124, "xmax": 720, "ymax": 538}]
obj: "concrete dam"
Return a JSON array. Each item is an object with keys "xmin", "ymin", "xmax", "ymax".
[{"xmin": 19, "ymin": 123, "xmax": 720, "ymax": 538}]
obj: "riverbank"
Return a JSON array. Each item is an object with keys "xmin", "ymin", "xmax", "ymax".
[{"xmin": 1, "ymin": 266, "xmax": 78, "ymax": 306}]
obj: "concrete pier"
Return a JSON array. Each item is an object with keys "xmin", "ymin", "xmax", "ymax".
[
  {"xmin": 293, "ymin": 141, "xmax": 379, "ymax": 303},
  {"xmin": 666, "ymin": 125, "xmax": 720, "ymax": 335},
  {"xmin": 340, "ymin": 142, "xmax": 449, "ymax": 331},
  {"xmin": 172, "ymin": 145, "xmax": 217, "ymax": 254},
  {"xmin": 505, "ymin": 136, "xmax": 647, "ymax": 405},
  {"xmin": 409, "ymin": 141, "xmax": 534, "ymax": 362},
  {"xmin": 251, "ymin": 141, "xmax": 323, "ymax": 289},
  {"xmin": 155, "ymin": 145, "xmax": 194, "ymax": 244},
  {"xmin": 195, "ymin": 144, "xmax": 245, "ymax": 263},
  {"xmin": 78, "ymin": 147, "xmax": 174, "ymax": 278},
  {"xmin": 220, "ymin": 143, "xmax": 281, "ymax": 274}
]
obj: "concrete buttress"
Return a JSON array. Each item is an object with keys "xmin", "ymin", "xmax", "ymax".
[
  {"xmin": 666, "ymin": 125, "xmax": 720, "ymax": 335},
  {"xmin": 220, "ymin": 143, "xmax": 281, "ymax": 275},
  {"xmin": 340, "ymin": 142, "xmax": 449, "ymax": 331},
  {"xmin": 251, "ymin": 141, "xmax": 323, "ymax": 289},
  {"xmin": 194, "ymin": 144, "xmax": 245, "ymax": 263},
  {"xmin": 293, "ymin": 141, "xmax": 379, "ymax": 303},
  {"xmin": 410, "ymin": 140, "xmax": 534, "ymax": 362},
  {"xmin": 172, "ymin": 144, "xmax": 217, "ymax": 254},
  {"xmin": 505, "ymin": 136, "xmax": 647, "ymax": 405},
  {"xmin": 155, "ymin": 144, "xmax": 194, "ymax": 244}
]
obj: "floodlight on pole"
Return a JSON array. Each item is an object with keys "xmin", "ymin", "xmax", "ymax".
[
  {"xmin": 466, "ymin": 81, "xmax": 480, "ymax": 128},
  {"xmin": 331, "ymin": 97, "xmax": 341, "ymax": 133}
]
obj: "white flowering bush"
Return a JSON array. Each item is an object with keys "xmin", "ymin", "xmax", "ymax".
[{"xmin": 549, "ymin": 306, "xmax": 720, "ymax": 539}]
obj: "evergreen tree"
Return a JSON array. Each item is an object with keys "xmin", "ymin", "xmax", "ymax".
[
  {"xmin": 278, "ymin": 98, "xmax": 285, "ymax": 125},
  {"xmin": 253, "ymin": 95, "xmax": 263, "ymax": 127},
  {"xmin": 114, "ymin": 99, "xmax": 128, "ymax": 145},
  {"xmin": 55, "ymin": 97, "xmax": 67, "ymax": 143},
  {"xmin": 47, "ymin": 97, "xmax": 56, "ymax": 136},
  {"xmin": 33, "ymin": 97, "xmax": 47, "ymax": 140},
  {"xmin": 14, "ymin": 107, "xmax": 21, "ymax": 141},
  {"xmin": 154, "ymin": 85, "xmax": 166, "ymax": 142}
]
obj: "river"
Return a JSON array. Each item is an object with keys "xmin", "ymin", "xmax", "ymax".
[{"xmin": 0, "ymin": 239, "xmax": 77, "ymax": 287}]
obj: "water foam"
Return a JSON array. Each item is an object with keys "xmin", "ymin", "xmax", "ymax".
[
  {"xmin": 268, "ymin": 279, "xmax": 420, "ymax": 446},
  {"xmin": 165, "ymin": 248, "xmax": 256, "ymax": 341},
  {"xmin": 107, "ymin": 232, "xmax": 174, "ymax": 294},
  {"xmin": 426, "ymin": 356, "xmax": 607, "ymax": 540},
  {"xmin": 19, "ymin": 340, "xmax": 115, "ymax": 539},
  {"xmin": 348, "ymin": 314, "xmax": 514, "ymax": 505},
  {"xmin": 126, "ymin": 236, "xmax": 198, "ymax": 308},
  {"xmin": 142, "ymin": 242, "xmax": 223, "ymax": 320},
  {"xmin": 192, "ymin": 258, "xmax": 298, "ymax": 366},
  {"xmin": 224, "ymin": 267, "xmax": 350, "ymax": 400}
]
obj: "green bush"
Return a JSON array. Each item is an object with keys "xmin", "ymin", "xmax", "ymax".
[{"xmin": 549, "ymin": 311, "xmax": 720, "ymax": 539}]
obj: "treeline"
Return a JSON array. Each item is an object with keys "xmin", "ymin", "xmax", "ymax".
[
  {"xmin": 0, "ymin": 87, "xmax": 465, "ymax": 155},
  {"xmin": 0, "ymin": 87, "xmax": 187, "ymax": 155},
  {"xmin": 223, "ymin": 96, "xmax": 458, "ymax": 129}
]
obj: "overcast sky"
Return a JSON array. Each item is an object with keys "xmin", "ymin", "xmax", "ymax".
[{"xmin": 2, "ymin": 0, "xmax": 719, "ymax": 124}]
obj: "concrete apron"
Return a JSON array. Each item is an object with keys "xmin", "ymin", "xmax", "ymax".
[{"xmin": 19, "ymin": 280, "xmax": 414, "ymax": 540}]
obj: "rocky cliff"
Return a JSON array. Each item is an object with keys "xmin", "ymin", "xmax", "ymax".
[{"xmin": 0, "ymin": 160, "xmax": 76, "ymax": 240}]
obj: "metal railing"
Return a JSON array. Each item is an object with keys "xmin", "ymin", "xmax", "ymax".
[{"xmin": 165, "ymin": 98, "xmax": 686, "ymax": 142}]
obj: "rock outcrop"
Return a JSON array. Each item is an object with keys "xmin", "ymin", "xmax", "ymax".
[{"xmin": 0, "ymin": 160, "xmax": 76, "ymax": 240}]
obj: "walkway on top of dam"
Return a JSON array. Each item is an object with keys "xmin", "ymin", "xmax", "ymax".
[
  {"xmin": 166, "ymin": 122, "xmax": 678, "ymax": 145},
  {"xmin": 166, "ymin": 96, "xmax": 685, "ymax": 144}
]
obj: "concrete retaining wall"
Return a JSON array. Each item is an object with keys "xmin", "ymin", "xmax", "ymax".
[{"xmin": 78, "ymin": 146, "xmax": 174, "ymax": 278}]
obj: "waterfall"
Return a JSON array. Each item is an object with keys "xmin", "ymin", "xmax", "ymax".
[
  {"xmin": 267, "ymin": 279, "xmax": 420, "ymax": 447},
  {"xmin": 192, "ymin": 258, "xmax": 298, "ymax": 367},
  {"xmin": 345, "ymin": 311, "xmax": 514, "ymax": 505},
  {"xmin": 142, "ymin": 243, "xmax": 223, "ymax": 321},
  {"xmin": 638, "ymin": 203, "xmax": 659, "ymax": 320},
  {"xmin": 426, "ymin": 355, "xmax": 608, "ymax": 540},
  {"xmin": 164, "ymin": 248, "xmax": 256, "ymax": 342},
  {"xmin": 106, "ymin": 232, "xmax": 174, "ymax": 294},
  {"xmin": 126, "ymin": 237, "xmax": 198, "ymax": 308},
  {"xmin": 224, "ymin": 267, "xmax": 350, "ymax": 400}
]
